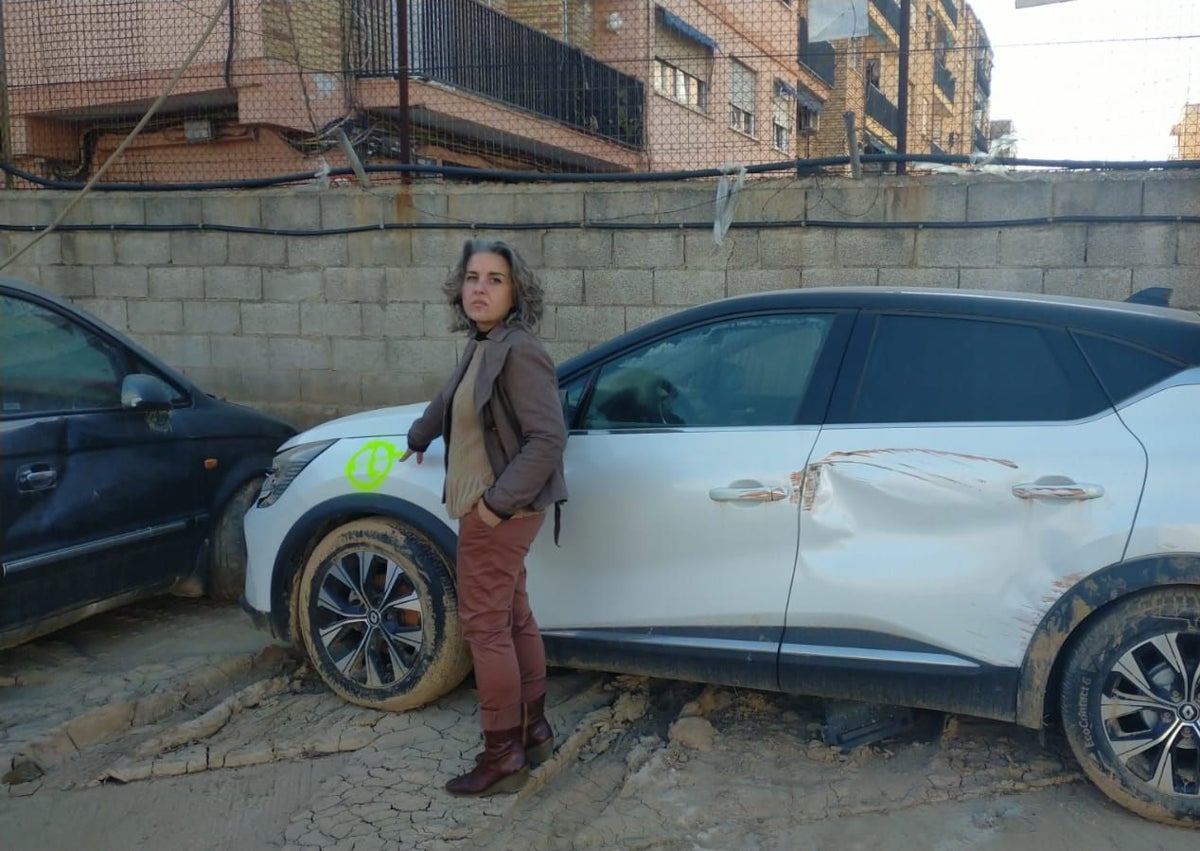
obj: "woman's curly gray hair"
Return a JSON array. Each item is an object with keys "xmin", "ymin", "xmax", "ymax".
[{"xmin": 442, "ymin": 238, "xmax": 544, "ymax": 332}]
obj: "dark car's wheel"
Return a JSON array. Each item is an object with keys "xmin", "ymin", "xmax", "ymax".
[
  {"xmin": 295, "ymin": 517, "xmax": 472, "ymax": 711},
  {"xmin": 1060, "ymin": 588, "xmax": 1200, "ymax": 826},
  {"xmin": 207, "ymin": 477, "xmax": 265, "ymax": 602}
]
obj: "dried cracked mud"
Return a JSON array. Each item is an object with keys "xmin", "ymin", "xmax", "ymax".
[{"xmin": 2, "ymin": 598, "xmax": 1197, "ymax": 850}]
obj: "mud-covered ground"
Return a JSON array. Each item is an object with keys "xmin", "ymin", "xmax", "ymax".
[{"xmin": 1, "ymin": 598, "xmax": 1195, "ymax": 851}]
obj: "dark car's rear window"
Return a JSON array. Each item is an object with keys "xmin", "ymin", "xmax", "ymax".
[{"xmin": 1074, "ymin": 332, "xmax": 1186, "ymax": 405}]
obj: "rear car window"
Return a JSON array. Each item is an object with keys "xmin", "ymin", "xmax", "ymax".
[
  {"xmin": 851, "ymin": 314, "xmax": 1110, "ymax": 424},
  {"xmin": 1073, "ymin": 332, "xmax": 1186, "ymax": 405}
]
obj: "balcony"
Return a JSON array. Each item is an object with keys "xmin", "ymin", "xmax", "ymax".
[
  {"xmin": 799, "ymin": 40, "xmax": 836, "ymax": 86},
  {"xmin": 350, "ymin": 0, "xmax": 645, "ymax": 149},
  {"xmin": 870, "ymin": 0, "xmax": 902, "ymax": 34},
  {"xmin": 974, "ymin": 128, "xmax": 989, "ymax": 154},
  {"xmin": 935, "ymin": 60, "xmax": 956, "ymax": 102},
  {"xmin": 865, "ymin": 84, "xmax": 899, "ymax": 136},
  {"xmin": 940, "ymin": 0, "xmax": 958, "ymax": 27},
  {"xmin": 975, "ymin": 58, "xmax": 992, "ymax": 96}
]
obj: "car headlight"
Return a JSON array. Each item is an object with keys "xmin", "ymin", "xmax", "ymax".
[{"xmin": 256, "ymin": 440, "xmax": 335, "ymax": 508}]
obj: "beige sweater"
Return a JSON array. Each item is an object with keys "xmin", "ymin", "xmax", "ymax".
[{"xmin": 445, "ymin": 345, "xmax": 493, "ymax": 520}]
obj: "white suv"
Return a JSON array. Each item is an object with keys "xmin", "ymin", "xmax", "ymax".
[{"xmin": 244, "ymin": 288, "xmax": 1200, "ymax": 826}]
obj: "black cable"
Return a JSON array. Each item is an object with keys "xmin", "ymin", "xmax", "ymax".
[{"xmin": 224, "ymin": 0, "xmax": 236, "ymax": 88}]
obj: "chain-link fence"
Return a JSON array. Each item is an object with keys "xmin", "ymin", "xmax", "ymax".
[{"xmin": 1, "ymin": 0, "xmax": 1197, "ymax": 187}]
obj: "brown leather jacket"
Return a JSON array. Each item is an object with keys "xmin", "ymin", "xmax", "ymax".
[{"xmin": 407, "ymin": 323, "xmax": 568, "ymax": 520}]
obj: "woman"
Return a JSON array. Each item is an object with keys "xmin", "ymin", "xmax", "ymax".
[{"xmin": 404, "ymin": 238, "xmax": 568, "ymax": 797}]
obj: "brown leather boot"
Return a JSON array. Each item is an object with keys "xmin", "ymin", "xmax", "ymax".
[
  {"xmin": 446, "ymin": 727, "xmax": 528, "ymax": 797},
  {"xmin": 523, "ymin": 694, "xmax": 554, "ymax": 764}
]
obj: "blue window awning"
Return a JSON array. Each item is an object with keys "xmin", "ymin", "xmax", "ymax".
[
  {"xmin": 656, "ymin": 7, "xmax": 718, "ymax": 52},
  {"xmin": 774, "ymin": 79, "xmax": 799, "ymax": 100},
  {"xmin": 794, "ymin": 84, "xmax": 825, "ymax": 114}
]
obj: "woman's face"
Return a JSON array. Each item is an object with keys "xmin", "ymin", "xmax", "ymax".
[{"xmin": 461, "ymin": 251, "xmax": 515, "ymax": 332}]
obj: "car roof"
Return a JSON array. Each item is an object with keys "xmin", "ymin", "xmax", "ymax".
[{"xmin": 563, "ymin": 286, "xmax": 1200, "ymax": 374}]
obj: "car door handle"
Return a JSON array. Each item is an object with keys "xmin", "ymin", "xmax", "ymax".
[
  {"xmin": 709, "ymin": 484, "xmax": 790, "ymax": 503},
  {"xmin": 17, "ymin": 464, "xmax": 58, "ymax": 492},
  {"xmin": 1012, "ymin": 479, "xmax": 1104, "ymax": 500}
]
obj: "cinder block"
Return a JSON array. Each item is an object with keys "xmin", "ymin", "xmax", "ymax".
[
  {"xmin": 210, "ymin": 335, "xmax": 270, "ymax": 368},
  {"xmin": 800, "ymin": 268, "xmax": 879, "ymax": 287},
  {"xmin": 150, "ymin": 267, "xmax": 205, "ymax": 300},
  {"xmin": 1143, "ymin": 175, "xmax": 1200, "ymax": 217},
  {"xmin": 321, "ymin": 194, "xmax": 383, "ymax": 230},
  {"xmin": 657, "ymin": 188, "xmax": 714, "ymax": 225},
  {"xmin": 205, "ymin": 267, "xmax": 263, "ymax": 300},
  {"xmin": 808, "ymin": 185, "xmax": 888, "ymax": 222},
  {"xmin": 422, "ymin": 303, "xmax": 458, "ymax": 337},
  {"xmin": 229, "ymin": 233, "xmax": 287, "ymax": 266},
  {"xmin": 362, "ymin": 303, "xmax": 427, "ymax": 339},
  {"xmin": 513, "ymin": 189, "xmax": 582, "ymax": 224},
  {"xmin": 361, "ymin": 371, "xmax": 435, "ymax": 406},
  {"xmin": 263, "ymin": 268, "xmax": 323, "ymax": 303},
  {"xmin": 241, "ymin": 302, "xmax": 300, "ymax": 335},
  {"xmin": 885, "ymin": 182, "xmax": 968, "ymax": 222},
  {"xmin": 914, "ymin": 224, "xmax": 999, "ymax": 266},
  {"xmin": 287, "ymin": 235, "xmax": 349, "ymax": 268},
  {"xmin": 959, "ymin": 267, "xmax": 1042, "ymax": 293},
  {"xmin": 348, "ymin": 230, "xmax": 412, "ymax": 267},
  {"xmin": 301, "ymin": 370, "xmax": 363, "ymax": 404},
  {"xmin": 625, "ymin": 306, "xmax": 682, "ymax": 330},
  {"xmin": 878, "ymin": 268, "xmax": 960, "ymax": 289},
  {"xmin": 727, "ymin": 268, "xmax": 800, "ymax": 296},
  {"xmin": 40, "ymin": 265, "xmax": 94, "ymax": 297},
  {"xmin": 386, "ymin": 266, "xmax": 450, "ymax": 304},
  {"xmin": 1053, "ymin": 177, "xmax": 1142, "ymax": 217},
  {"xmin": 540, "ymin": 269, "xmax": 583, "ymax": 305},
  {"xmin": 683, "ymin": 231, "xmax": 758, "ymax": 269},
  {"xmin": 967, "ymin": 179, "xmax": 1052, "ymax": 221},
  {"xmin": 242, "ymin": 368, "xmax": 301, "ymax": 402},
  {"xmin": 613, "ymin": 232, "xmax": 685, "ymax": 269},
  {"xmin": 144, "ymin": 333, "xmax": 211, "ymax": 368},
  {"xmin": 146, "ymin": 197, "xmax": 202, "ymax": 225},
  {"xmin": 128, "ymin": 300, "xmax": 184, "ymax": 333},
  {"xmin": 545, "ymin": 340, "xmax": 590, "ymax": 363},
  {"xmin": 386, "ymin": 187, "xmax": 449, "ymax": 224},
  {"xmin": 89, "ymin": 196, "xmax": 146, "ymax": 225},
  {"xmin": 184, "ymin": 301, "xmax": 241, "ymax": 334},
  {"xmin": 1134, "ymin": 267, "xmax": 1199, "ymax": 309},
  {"xmin": 759, "ymin": 183, "xmax": 807, "ymax": 222},
  {"xmin": 43, "ymin": 195, "xmax": 91, "ymax": 226},
  {"xmin": 170, "ymin": 232, "xmax": 229, "ymax": 266},
  {"xmin": 1086, "ymin": 224, "xmax": 1177, "ymax": 267},
  {"xmin": 835, "ymin": 230, "xmax": 915, "ymax": 267},
  {"xmin": 584, "ymin": 189, "xmax": 658, "ymax": 225},
  {"xmin": 555, "ymin": 305, "xmax": 626, "ymax": 341},
  {"xmin": 446, "ymin": 190, "xmax": 516, "ymax": 225},
  {"xmin": 333, "ymin": 338, "xmax": 387, "ymax": 371},
  {"xmin": 115, "ymin": 232, "xmax": 171, "ymax": 265},
  {"xmin": 544, "ymin": 231, "xmax": 612, "ymax": 268},
  {"xmin": 268, "ymin": 336, "xmax": 332, "ymax": 370},
  {"xmin": 585, "ymin": 269, "xmax": 653, "ymax": 305},
  {"xmin": 301, "ymin": 303, "xmax": 362, "ymax": 336},
  {"xmin": 998, "ymin": 226, "xmax": 1086, "ymax": 267},
  {"xmin": 410, "ymin": 230, "xmax": 470, "ymax": 265},
  {"xmin": 60, "ymin": 232, "xmax": 115, "ymax": 265},
  {"xmin": 652, "ymin": 269, "xmax": 726, "ymax": 305},
  {"xmin": 482, "ymin": 231, "xmax": 544, "ymax": 268},
  {"xmin": 758, "ymin": 228, "xmax": 835, "ymax": 268},
  {"xmin": 324, "ymin": 267, "xmax": 385, "ymax": 303},
  {"xmin": 3, "ymin": 265, "xmax": 42, "ymax": 284},
  {"xmin": 181, "ymin": 367, "xmax": 242, "ymax": 398},
  {"xmin": 387, "ymin": 339, "xmax": 459, "ymax": 374},
  {"xmin": 1179, "ymin": 228, "xmax": 1200, "ymax": 265},
  {"xmin": 1044, "ymin": 268, "xmax": 1132, "ymax": 302},
  {"xmin": 9, "ymin": 233, "xmax": 63, "ymax": 265},
  {"xmin": 73, "ymin": 298, "xmax": 128, "ymax": 331},
  {"xmin": 201, "ymin": 195, "xmax": 261, "ymax": 228},
  {"xmin": 94, "ymin": 266, "xmax": 149, "ymax": 298},
  {"xmin": 261, "ymin": 196, "xmax": 321, "ymax": 231}
]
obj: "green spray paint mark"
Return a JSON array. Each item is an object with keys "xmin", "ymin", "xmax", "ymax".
[{"xmin": 345, "ymin": 440, "xmax": 408, "ymax": 491}]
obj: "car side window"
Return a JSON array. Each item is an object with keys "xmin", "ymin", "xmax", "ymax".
[
  {"xmin": 579, "ymin": 314, "xmax": 834, "ymax": 429},
  {"xmin": 0, "ymin": 293, "xmax": 127, "ymax": 416},
  {"xmin": 1073, "ymin": 332, "xmax": 1185, "ymax": 405},
  {"xmin": 851, "ymin": 314, "xmax": 1109, "ymax": 424}
]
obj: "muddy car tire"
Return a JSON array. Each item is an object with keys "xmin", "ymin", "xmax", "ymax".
[
  {"xmin": 295, "ymin": 517, "xmax": 472, "ymax": 711},
  {"xmin": 1059, "ymin": 587, "xmax": 1200, "ymax": 827},
  {"xmin": 207, "ymin": 477, "xmax": 265, "ymax": 602}
]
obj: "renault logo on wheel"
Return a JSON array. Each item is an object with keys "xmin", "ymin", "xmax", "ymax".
[{"xmin": 1181, "ymin": 703, "xmax": 1199, "ymax": 723}]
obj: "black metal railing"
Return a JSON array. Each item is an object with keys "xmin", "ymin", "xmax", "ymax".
[
  {"xmin": 940, "ymin": 0, "xmax": 958, "ymax": 26},
  {"xmin": 974, "ymin": 128, "xmax": 989, "ymax": 154},
  {"xmin": 350, "ymin": 0, "xmax": 645, "ymax": 149},
  {"xmin": 975, "ymin": 58, "xmax": 991, "ymax": 96},
  {"xmin": 934, "ymin": 60, "xmax": 956, "ymax": 102},
  {"xmin": 865, "ymin": 84, "xmax": 899, "ymax": 136},
  {"xmin": 799, "ymin": 40, "xmax": 835, "ymax": 86},
  {"xmin": 870, "ymin": 0, "xmax": 902, "ymax": 33}
]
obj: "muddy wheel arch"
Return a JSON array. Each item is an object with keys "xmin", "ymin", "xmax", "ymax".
[{"xmin": 1016, "ymin": 554, "xmax": 1200, "ymax": 730}]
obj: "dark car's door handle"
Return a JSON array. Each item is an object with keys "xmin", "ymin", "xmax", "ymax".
[
  {"xmin": 709, "ymin": 484, "xmax": 790, "ymax": 503},
  {"xmin": 17, "ymin": 464, "xmax": 58, "ymax": 492},
  {"xmin": 1012, "ymin": 479, "xmax": 1104, "ymax": 500}
]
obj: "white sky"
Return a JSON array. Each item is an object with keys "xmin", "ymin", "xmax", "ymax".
[{"xmin": 967, "ymin": 0, "xmax": 1200, "ymax": 160}]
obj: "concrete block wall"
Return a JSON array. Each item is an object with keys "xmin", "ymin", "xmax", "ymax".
[{"xmin": 1, "ymin": 170, "xmax": 1196, "ymax": 428}]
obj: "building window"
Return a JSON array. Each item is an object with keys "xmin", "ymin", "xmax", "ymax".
[
  {"xmin": 654, "ymin": 8, "xmax": 715, "ymax": 114},
  {"xmin": 798, "ymin": 103, "xmax": 820, "ymax": 135},
  {"xmin": 654, "ymin": 59, "xmax": 709, "ymax": 111},
  {"xmin": 771, "ymin": 80, "xmax": 793, "ymax": 152},
  {"xmin": 730, "ymin": 60, "xmax": 757, "ymax": 136}
]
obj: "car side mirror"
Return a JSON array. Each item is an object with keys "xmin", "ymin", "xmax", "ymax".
[{"xmin": 121, "ymin": 373, "xmax": 174, "ymax": 413}]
